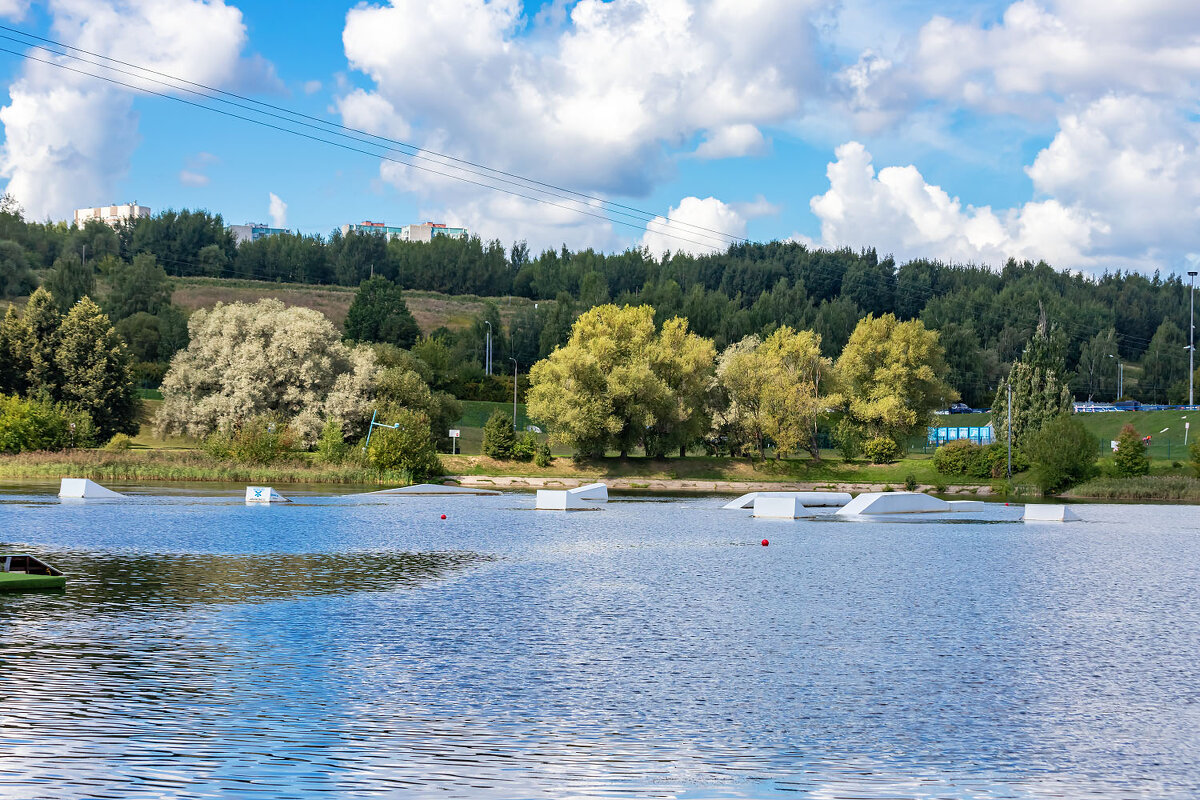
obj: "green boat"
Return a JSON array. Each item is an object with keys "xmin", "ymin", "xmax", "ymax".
[{"xmin": 0, "ymin": 554, "xmax": 66, "ymax": 592}]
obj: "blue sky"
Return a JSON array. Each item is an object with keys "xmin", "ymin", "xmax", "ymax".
[{"xmin": 1, "ymin": 0, "xmax": 1198, "ymax": 273}]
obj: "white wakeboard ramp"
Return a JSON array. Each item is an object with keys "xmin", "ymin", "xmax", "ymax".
[
  {"xmin": 752, "ymin": 495, "xmax": 811, "ymax": 519},
  {"xmin": 536, "ymin": 482, "xmax": 608, "ymax": 510},
  {"xmin": 245, "ymin": 486, "xmax": 289, "ymax": 503},
  {"xmin": 569, "ymin": 483, "xmax": 609, "ymax": 502},
  {"xmin": 836, "ymin": 491, "xmax": 950, "ymax": 516},
  {"xmin": 1022, "ymin": 504, "xmax": 1080, "ymax": 522},
  {"xmin": 58, "ymin": 478, "xmax": 125, "ymax": 499},
  {"xmin": 723, "ymin": 491, "xmax": 851, "ymax": 510}
]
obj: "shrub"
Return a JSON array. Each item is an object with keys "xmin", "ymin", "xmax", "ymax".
[
  {"xmin": 862, "ymin": 436, "xmax": 902, "ymax": 464},
  {"xmin": 833, "ymin": 417, "xmax": 861, "ymax": 461},
  {"xmin": 534, "ymin": 439, "xmax": 553, "ymax": 467},
  {"xmin": 104, "ymin": 433, "xmax": 133, "ymax": 451},
  {"xmin": 1025, "ymin": 414, "xmax": 1098, "ymax": 495},
  {"xmin": 1191, "ymin": 439, "xmax": 1200, "ymax": 478},
  {"xmin": 203, "ymin": 416, "xmax": 296, "ymax": 465},
  {"xmin": 481, "ymin": 410, "xmax": 516, "ymax": 459},
  {"xmin": 0, "ymin": 394, "xmax": 95, "ymax": 453},
  {"xmin": 933, "ymin": 440, "xmax": 980, "ymax": 475},
  {"xmin": 1113, "ymin": 423, "xmax": 1150, "ymax": 477},
  {"xmin": 315, "ymin": 418, "xmax": 349, "ymax": 465},
  {"xmin": 511, "ymin": 430, "xmax": 538, "ymax": 462},
  {"xmin": 366, "ymin": 408, "xmax": 442, "ymax": 481},
  {"xmin": 904, "ymin": 474, "xmax": 918, "ymax": 491}
]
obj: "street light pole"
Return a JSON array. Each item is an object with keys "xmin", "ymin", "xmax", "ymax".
[
  {"xmin": 1007, "ymin": 382, "xmax": 1012, "ymax": 479},
  {"xmin": 1189, "ymin": 270, "xmax": 1197, "ymax": 407},
  {"xmin": 510, "ymin": 357, "xmax": 518, "ymax": 429},
  {"xmin": 484, "ymin": 321, "xmax": 492, "ymax": 376}
]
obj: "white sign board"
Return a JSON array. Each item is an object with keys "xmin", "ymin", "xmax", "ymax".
[{"xmin": 449, "ymin": 429, "xmax": 460, "ymax": 438}]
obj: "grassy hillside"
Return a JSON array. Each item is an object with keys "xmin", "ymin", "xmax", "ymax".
[{"xmin": 171, "ymin": 277, "xmax": 541, "ymax": 333}]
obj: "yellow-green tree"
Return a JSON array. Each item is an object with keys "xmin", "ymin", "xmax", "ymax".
[
  {"xmin": 835, "ymin": 313, "xmax": 953, "ymax": 462},
  {"xmin": 716, "ymin": 328, "xmax": 832, "ymax": 459},
  {"xmin": 527, "ymin": 304, "xmax": 714, "ymax": 458},
  {"xmin": 713, "ymin": 335, "xmax": 766, "ymax": 456},
  {"xmin": 759, "ymin": 327, "xmax": 832, "ymax": 459}
]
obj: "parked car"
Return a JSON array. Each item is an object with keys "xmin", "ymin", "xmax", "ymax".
[{"xmin": 948, "ymin": 403, "xmax": 971, "ymax": 414}]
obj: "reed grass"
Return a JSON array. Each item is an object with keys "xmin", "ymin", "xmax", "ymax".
[
  {"xmin": 1065, "ymin": 475, "xmax": 1200, "ymax": 501},
  {"xmin": 0, "ymin": 449, "xmax": 411, "ymax": 485}
]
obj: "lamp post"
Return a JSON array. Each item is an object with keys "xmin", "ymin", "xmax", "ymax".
[
  {"xmin": 1107, "ymin": 354, "xmax": 1123, "ymax": 400},
  {"xmin": 484, "ymin": 321, "xmax": 492, "ymax": 376},
  {"xmin": 510, "ymin": 357, "xmax": 518, "ymax": 429},
  {"xmin": 1189, "ymin": 270, "xmax": 1197, "ymax": 407}
]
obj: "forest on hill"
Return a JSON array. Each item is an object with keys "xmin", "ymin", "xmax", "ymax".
[{"xmin": 0, "ymin": 203, "xmax": 1193, "ymax": 409}]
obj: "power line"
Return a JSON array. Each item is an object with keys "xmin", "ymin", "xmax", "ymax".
[
  {"xmin": 0, "ymin": 24, "xmax": 746, "ymax": 246},
  {"xmin": 0, "ymin": 27, "xmax": 747, "ymax": 251}
]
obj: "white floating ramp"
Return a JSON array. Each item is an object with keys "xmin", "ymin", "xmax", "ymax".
[
  {"xmin": 723, "ymin": 491, "xmax": 851, "ymax": 510},
  {"xmin": 836, "ymin": 491, "xmax": 950, "ymax": 516},
  {"xmin": 569, "ymin": 482, "xmax": 608, "ymax": 502},
  {"xmin": 246, "ymin": 486, "xmax": 289, "ymax": 504},
  {"xmin": 58, "ymin": 478, "xmax": 125, "ymax": 499},
  {"xmin": 366, "ymin": 484, "xmax": 500, "ymax": 496},
  {"xmin": 1022, "ymin": 504, "xmax": 1080, "ymax": 522},
  {"xmin": 752, "ymin": 495, "xmax": 811, "ymax": 519},
  {"xmin": 535, "ymin": 489, "xmax": 596, "ymax": 510}
]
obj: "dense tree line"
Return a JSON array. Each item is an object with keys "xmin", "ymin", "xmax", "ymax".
[{"xmin": 2, "ymin": 199, "xmax": 1196, "ymax": 408}]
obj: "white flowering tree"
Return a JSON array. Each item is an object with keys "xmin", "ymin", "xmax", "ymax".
[{"xmin": 156, "ymin": 299, "xmax": 375, "ymax": 445}]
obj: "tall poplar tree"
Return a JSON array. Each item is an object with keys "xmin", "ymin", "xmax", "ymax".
[{"xmin": 991, "ymin": 314, "xmax": 1073, "ymax": 447}]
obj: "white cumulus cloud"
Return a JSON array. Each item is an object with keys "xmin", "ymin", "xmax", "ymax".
[
  {"xmin": 268, "ymin": 192, "xmax": 287, "ymax": 228},
  {"xmin": 641, "ymin": 196, "xmax": 749, "ymax": 257},
  {"xmin": 0, "ymin": 0, "xmax": 268, "ymax": 221},
  {"xmin": 341, "ymin": 0, "xmax": 824, "ymax": 247},
  {"xmin": 808, "ymin": 141, "xmax": 1104, "ymax": 267}
]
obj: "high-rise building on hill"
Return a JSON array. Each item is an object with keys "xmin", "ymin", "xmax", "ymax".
[
  {"xmin": 74, "ymin": 203, "xmax": 150, "ymax": 227},
  {"xmin": 340, "ymin": 220, "xmax": 468, "ymax": 243},
  {"xmin": 229, "ymin": 222, "xmax": 289, "ymax": 245}
]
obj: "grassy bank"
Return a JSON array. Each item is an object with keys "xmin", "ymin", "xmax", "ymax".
[
  {"xmin": 0, "ymin": 449, "xmax": 413, "ymax": 485},
  {"xmin": 1065, "ymin": 475, "xmax": 1200, "ymax": 501},
  {"xmin": 0, "ymin": 447, "xmax": 985, "ymax": 489},
  {"xmin": 171, "ymin": 277, "xmax": 539, "ymax": 334},
  {"xmin": 441, "ymin": 452, "xmax": 964, "ymax": 488}
]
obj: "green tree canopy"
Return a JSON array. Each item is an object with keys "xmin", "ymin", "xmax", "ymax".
[
  {"xmin": 1113, "ymin": 423, "xmax": 1150, "ymax": 477},
  {"xmin": 835, "ymin": 313, "xmax": 954, "ymax": 451},
  {"xmin": 343, "ymin": 276, "xmax": 421, "ymax": 349},
  {"xmin": 105, "ymin": 253, "xmax": 172, "ymax": 320},
  {"xmin": 157, "ymin": 299, "xmax": 375, "ymax": 445},
  {"xmin": 54, "ymin": 297, "xmax": 140, "ymax": 439},
  {"xmin": 22, "ymin": 287, "xmax": 62, "ymax": 396},
  {"xmin": 0, "ymin": 240, "xmax": 35, "ymax": 299},
  {"xmin": 1139, "ymin": 319, "xmax": 1188, "ymax": 404},
  {"xmin": 716, "ymin": 327, "xmax": 832, "ymax": 459},
  {"xmin": 43, "ymin": 252, "xmax": 94, "ymax": 313},
  {"xmin": 992, "ymin": 318, "xmax": 1074, "ymax": 447},
  {"xmin": 527, "ymin": 304, "xmax": 715, "ymax": 458},
  {"xmin": 1026, "ymin": 414, "xmax": 1098, "ymax": 495}
]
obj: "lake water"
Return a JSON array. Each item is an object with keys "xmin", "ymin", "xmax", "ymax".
[{"xmin": 1, "ymin": 484, "xmax": 1198, "ymax": 799}]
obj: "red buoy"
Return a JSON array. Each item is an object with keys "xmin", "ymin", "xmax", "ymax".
[
  {"xmin": 761, "ymin": 539, "xmax": 769, "ymax": 547},
  {"xmin": 440, "ymin": 514, "xmax": 447, "ymax": 520}
]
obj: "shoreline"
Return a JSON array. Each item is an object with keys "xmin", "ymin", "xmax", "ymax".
[{"xmin": 443, "ymin": 474, "xmax": 998, "ymax": 496}]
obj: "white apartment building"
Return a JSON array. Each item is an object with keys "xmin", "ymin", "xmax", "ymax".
[
  {"xmin": 74, "ymin": 203, "xmax": 150, "ymax": 228},
  {"xmin": 340, "ymin": 220, "xmax": 468, "ymax": 243}
]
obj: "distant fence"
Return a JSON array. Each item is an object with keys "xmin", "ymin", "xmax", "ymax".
[
  {"xmin": 928, "ymin": 426, "xmax": 994, "ymax": 446},
  {"xmin": 1074, "ymin": 403, "xmax": 1200, "ymax": 413}
]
